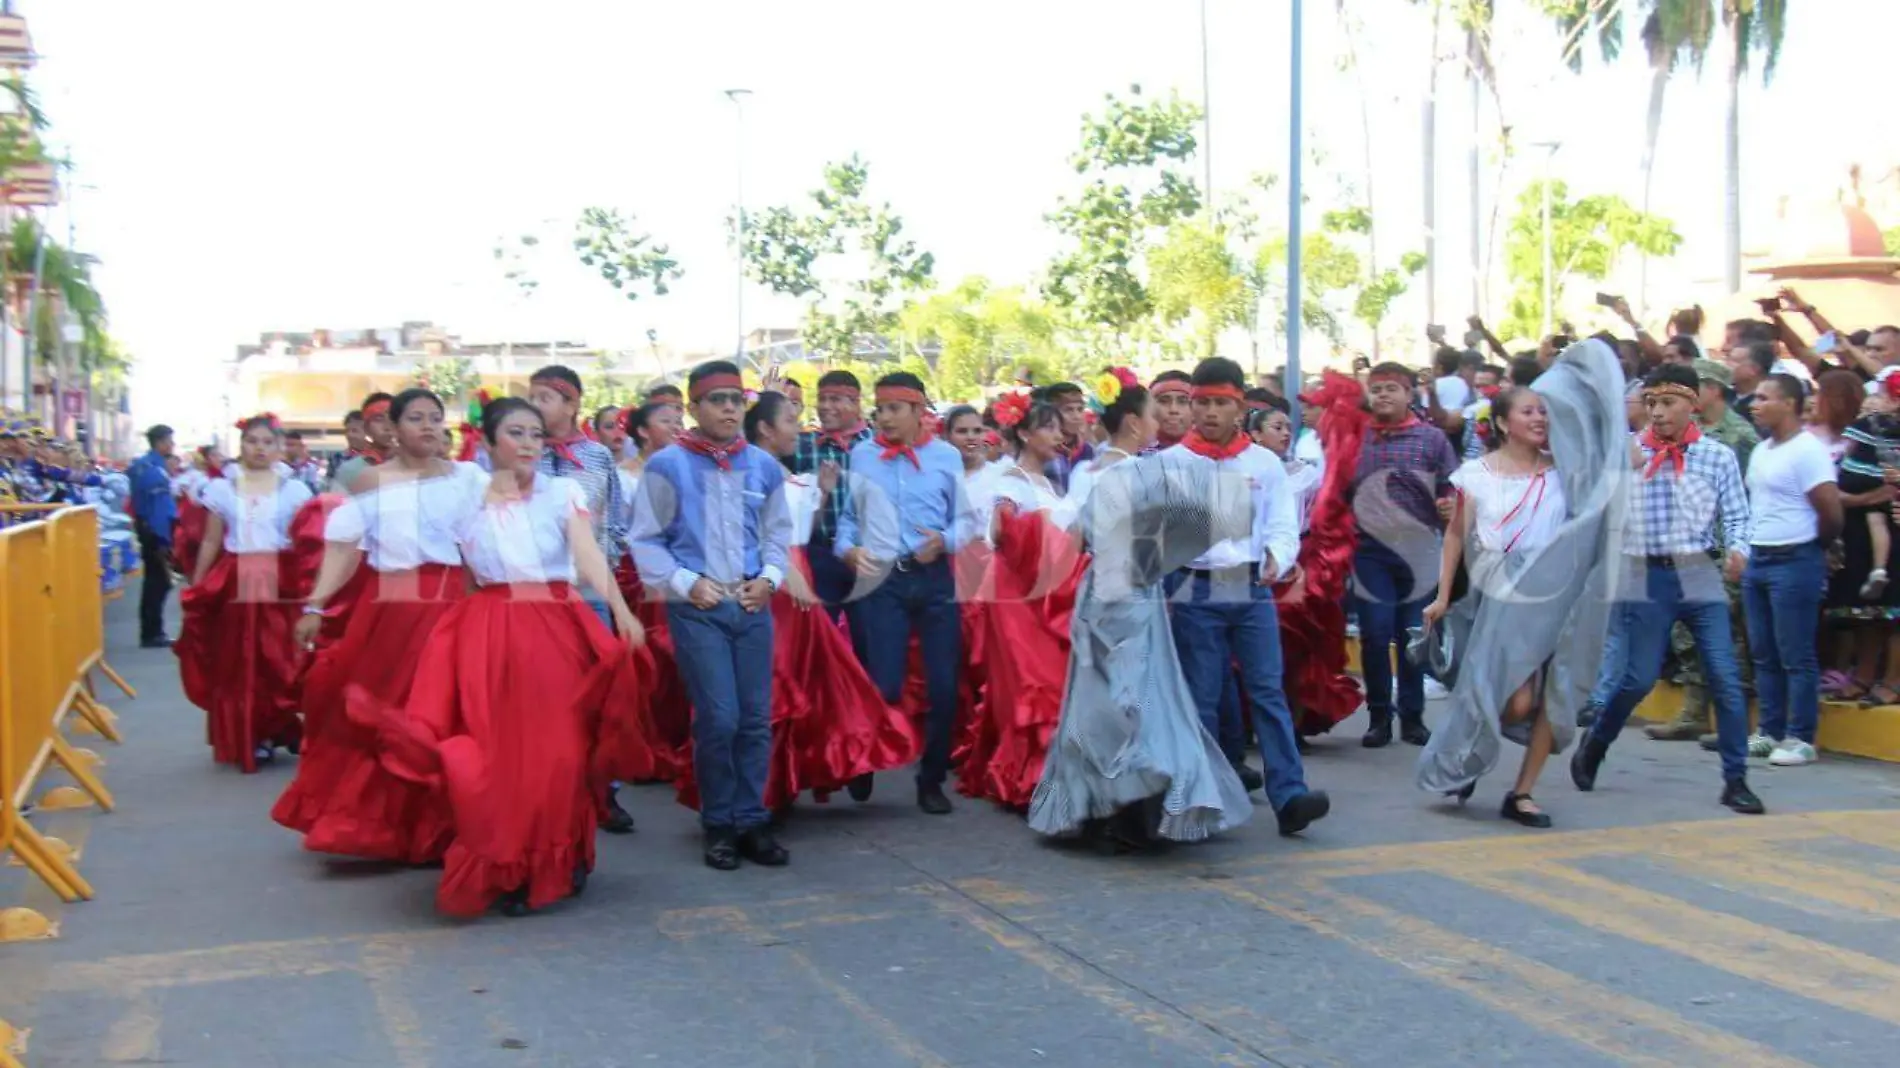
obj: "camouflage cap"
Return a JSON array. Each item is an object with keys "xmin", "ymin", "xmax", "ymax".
[{"xmin": 1692, "ymin": 358, "xmax": 1733, "ymax": 389}]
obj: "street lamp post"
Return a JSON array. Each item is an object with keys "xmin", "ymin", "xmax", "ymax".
[
  {"xmin": 724, "ymin": 88, "xmax": 752, "ymax": 365},
  {"xmin": 1285, "ymin": 0, "xmax": 1304, "ymax": 434},
  {"xmin": 1199, "ymin": 0, "xmax": 1213, "ymax": 224},
  {"xmin": 1532, "ymin": 140, "xmax": 1562, "ymax": 339}
]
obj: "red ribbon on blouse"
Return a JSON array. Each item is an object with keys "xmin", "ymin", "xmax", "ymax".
[
  {"xmin": 1640, "ymin": 422, "xmax": 1702, "ymax": 480},
  {"xmin": 676, "ymin": 429, "xmax": 747, "ymax": 471}
]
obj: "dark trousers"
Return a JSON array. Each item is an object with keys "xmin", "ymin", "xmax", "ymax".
[
  {"xmin": 1351, "ymin": 539, "xmax": 1432, "ymax": 724},
  {"xmin": 136, "ymin": 521, "xmax": 172, "ymax": 641},
  {"xmin": 1166, "ymin": 570, "xmax": 1310, "ymax": 811},
  {"xmin": 806, "ymin": 537, "xmax": 865, "ymax": 655},
  {"xmin": 851, "ymin": 560, "xmax": 960, "ymax": 786},
  {"xmin": 667, "ymin": 601, "xmax": 775, "ymax": 830}
]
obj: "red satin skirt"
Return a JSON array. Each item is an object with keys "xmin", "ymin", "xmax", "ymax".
[
  {"xmin": 175, "ymin": 552, "xmax": 306, "ymax": 773},
  {"xmin": 270, "ymin": 564, "xmax": 463, "ymax": 863},
  {"xmin": 379, "ymin": 582, "xmax": 641, "ymax": 918},
  {"xmin": 957, "ymin": 507, "xmax": 1087, "ymax": 809},
  {"xmin": 287, "ymin": 494, "xmax": 369, "ymax": 650},
  {"xmin": 601, "ymin": 557, "xmax": 691, "ymax": 783},
  {"xmin": 673, "ymin": 549, "xmax": 921, "ymax": 812},
  {"xmin": 170, "ymin": 496, "xmax": 209, "ymax": 576}
]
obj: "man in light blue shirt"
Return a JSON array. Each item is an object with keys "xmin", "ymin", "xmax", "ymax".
[
  {"xmin": 835, "ymin": 371, "xmax": 973, "ymax": 815},
  {"xmin": 630, "ymin": 360, "xmax": 794, "ymax": 871}
]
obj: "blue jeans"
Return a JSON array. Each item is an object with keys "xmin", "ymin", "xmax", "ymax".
[
  {"xmin": 1217, "ymin": 671, "xmax": 1248, "ymax": 766},
  {"xmin": 1350, "ymin": 540, "xmax": 1432, "ymax": 723},
  {"xmin": 807, "ymin": 538, "xmax": 866, "ymax": 656},
  {"xmin": 1591, "ymin": 559, "xmax": 1749, "ymax": 782},
  {"xmin": 1587, "ymin": 606, "xmax": 1629, "ymax": 708},
  {"xmin": 851, "ymin": 560, "xmax": 960, "ymax": 786},
  {"xmin": 1167, "ymin": 570, "xmax": 1309, "ymax": 811},
  {"xmin": 1742, "ymin": 541, "xmax": 1825, "ymax": 745},
  {"xmin": 667, "ymin": 600, "xmax": 775, "ymax": 829}
]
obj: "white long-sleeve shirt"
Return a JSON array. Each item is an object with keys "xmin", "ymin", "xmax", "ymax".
[{"xmin": 1168, "ymin": 441, "xmax": 1301, "ymax": 579}]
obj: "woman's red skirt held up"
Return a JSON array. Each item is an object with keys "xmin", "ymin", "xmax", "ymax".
[
  {"xmin": 378, "ymin": 583, "xmax": 641, "ymax": 918},
  {"xmin": 175, "ymin": 552, "xmax": 305, "ymax": 773},
  {"xmin": 270, "ymin": 564, "xmax": 463, "ymax": 863}
]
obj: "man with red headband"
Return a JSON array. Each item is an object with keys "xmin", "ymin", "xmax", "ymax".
[
  {"xmin": 1146, "ymin": 370, "xmax": 1193, "ymax": 455},
  {"xmin": 1350, "ymin": 363, "xmax": 1459, "ymax": 749},
  {"xmin": 631, "ymin": 360, "xmax": 793, "ymax": 869},
  {"xmin": 789, "ymin": 370, "xmax": 876, "ymax": 628},
  {"xmin": 836, "ymin": 371, "xmax": 973, "ymax": 815},
  {"xmin": 1165, "ymin": 356, "xmax": 1331, "ymax": 837},
  {"xmin": 527, "ymin": 364, "xmax": 636, "ymax": 832},
  {"xmin": 328, "ymin": 391, "xmax": 396, "ymax": 492},
  {"xmin": 1571, "ymin": 363, "xmax": 1764, "ymax": 815}
]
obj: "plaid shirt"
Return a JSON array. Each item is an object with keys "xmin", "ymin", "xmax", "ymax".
[
  {"xmin": 1624, "ymin": 434, "xmax": 1751, "ymax": 558},
  {"xmin": 540, "ymin": 438, "xmax": 626, "ymax": 562},
  {"xmin": 1352, "ymin": 421, "xmax": 1458, "ymax": 535},
  {"xmin": 789, "ymin": 424, "xmax": 874, "ymax": 547}
]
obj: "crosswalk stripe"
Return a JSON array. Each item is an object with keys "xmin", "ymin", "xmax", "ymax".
[
  {"xmin": 1460, "ymin": 865, "xmax": 1900, "ymax": 1026},
  {"xmin": 1211, "ymin": 877, "xmax": 1817, "ymax": 1068},
  {"xmin": 1658, "ymin": 846, "xmax": 1900, "ymax": 922}
]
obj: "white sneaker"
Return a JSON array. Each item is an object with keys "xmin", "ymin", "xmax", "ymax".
[
  {"xmin": 1745, "ymin": 733, "xmax": 1776, "ymax": 758},
  {"xmin": 1769, "ymin": 740, "xmax": 1818, "ymax": 766},
  {"xmin": 1424, "ymin": 678, "xmax": 1450, "ymax": 700}
]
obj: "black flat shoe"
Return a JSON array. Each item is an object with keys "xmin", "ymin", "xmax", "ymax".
[
  {"xmin": 703, "ymin": 828, "xmax": 740, "ymax": 871},
  {"xmin": 1570, "ymin": 735, "xmax": 1607, "ymax": 792},
  {"xmin": 498, "ymin": 888, "xmax": 530, "ymax": 918},
  {"xmin": 1721, "ymin": 779, "xmax": 1765, "ymax": 815},
  {"xmin": 847, "ymin": 773, "xmax": 874, "ymax": 802},
  {"xmin": 1500, "ymin": 792, "xmax": 1553, "ymax": 828},
  {"xmin": 1447, "ymin": 782, "xmax": 1476, "ymax": 805},
  {"xmin": 1399, "ymin": 719, "xmax": 1432, "ymax": 746},
  {"xmin": 600, "ymin": 789, "xmax": 635, "ymax": 835},
  {"xmin": 1232, "ymin": 761, "xmax": 1265, "ymax": 794},
  {"xmin": 737, "ymin": 826, "xmax": 790, "ymax": 866},
  {"xmin": 1361, "ymin": 719, "xmax": 1393, "ymax": 748},
  {"xmin": 1275, "ymin": 790, "xmax": 1331, "ymax": 837},
  {"xmin": 917, "ymin": 783, "xmax": 954, "ymax": 815}
]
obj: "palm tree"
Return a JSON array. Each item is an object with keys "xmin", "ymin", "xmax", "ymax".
[
  {"xmin": 1635, "ymin": 1, "xmax": 1717, "ymax": 311},
  {"xmin": 1721, "ymin": 0, "xmax": 1787, "ymax": 291}
]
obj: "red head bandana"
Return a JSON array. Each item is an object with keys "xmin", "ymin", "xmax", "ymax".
[
  {"xmin": 362, "ymin": 399, "xmax": 392, "ymax": 423},
  {"xmin": 532, "ymin": 375, "xmax": 582, "ymax": 402},
  {"xmin": 874, "ymin": 385, "xmax": 929, "ymax": 407},
  {"xmin": 689, "ymin": 373, "xmax": 745, "ymax": 402},
  {"xmin": 1151, "ymin": 379, "xmax": 1191, "ymax": 399},
  {"xmin": 1190, "ymin": 384, "xmax": 1246, "ymax": 403}
]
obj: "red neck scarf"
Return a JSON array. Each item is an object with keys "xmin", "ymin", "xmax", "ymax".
[
  {"xmin": 676, "ymin": 429, "xmax": 747, "ymax": 471},
  {"xmin": 877, "ymin": 430, "xmax": 933, "ymax": 469},
  {"xmin": 1640, "ymin": 422, "xmax": 1703, "ymax": 480},
  {"xmin": 1180, "ymin": 429, "xmax": 1251, "ymax": 461},
  {"xmin": 547, "ymin": 429, "xmax": 589, "ymax": 469},
  {"xmin": 1371, "ymin": 413, "xmax": 1422, "ymax": 436},
  {"xmin": 819, "ymin": 421, "xmax": 867, "ymax": 453}
]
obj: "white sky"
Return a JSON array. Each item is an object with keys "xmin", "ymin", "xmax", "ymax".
[{"xmin": 21, "ymin": 0, "xmax": 1897, "ymax": 426}]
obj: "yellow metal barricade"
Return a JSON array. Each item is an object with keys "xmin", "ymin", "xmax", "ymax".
[{"xmin": 0, "ymin": 505, "xmax": 135, "ymax": 926}]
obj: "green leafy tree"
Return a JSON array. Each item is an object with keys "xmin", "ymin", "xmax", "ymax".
[
  {"xmin": 492, "ymin": 234, "xmax": 542, "ymax": 296},
  {"xmin": 1044, "ymin": 85, "xmax": 1203, "ymax": 350},
  {"xmin": 1886, "ymin": 226, "xmax": 1900, "ymax": 259},
  {"xmin": 898, "ymin": 277, "xmax": 1063, "ymax": 402},
  {"xmin": 738, "ymin": 155, "xmax": 935, "ymax": 362},
  {"xmin": 572, "ymin": 208, "xmax": 682, "ymax": 301},
  {"xmin": 1147, "ymin": 223, "xmax": 1249, "ymax": 360},
  {"xmin": 580, "ymin": 349, "xmax": 641, "ymax": 412},
  {"xmin": 1501, "ymin": 179, "xmax": 1682, "ymax": 341},
  {"xmin": 410, "ymin": 356, "xmax": 477, "ymax": 407}
]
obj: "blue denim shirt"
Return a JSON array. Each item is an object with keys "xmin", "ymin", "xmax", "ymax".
[
  {"xmin": 834, "ymin": 437, "xmax": 972, "ymax": 560},
  {"xmin": 128, "ymin": 450, "xmax": 176, "ymax": 542},
  {"xmin": 629, "ymin": 442, "xmax": 791, "ymax": 599}
]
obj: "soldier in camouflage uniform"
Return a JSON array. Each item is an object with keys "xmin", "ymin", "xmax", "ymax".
[{"xmin": 1648, "ymin": 360, "xmax": 1758, "ymax": 741}]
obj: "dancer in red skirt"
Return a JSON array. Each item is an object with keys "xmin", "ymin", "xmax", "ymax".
[
  {"xmin": 272, "ymin": 388, "xmax": 484, "ymax": 863},
  {"xmin": 382, "ymin": 396, "xmax": 646, "ymax": 917},
  {"xmin": 960, "ymin": 400, "xmax": 1088, "ymax": 809},
  {"xmin": 175, "ymin": 415, "xmax": 314, "ymax": 772}
]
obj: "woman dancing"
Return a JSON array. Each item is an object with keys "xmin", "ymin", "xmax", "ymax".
[
  {"xmin": 383, "ymin": 397, "xmax": 645, "ymax": 918},
  {"xmin": 175, "ymin": 415, "xmax": 314, "ymax": 772},
  {"xmin": 272, "ymin": 387, "xmax": 483, "ymax": 863},
  {"xmin": 1417, "ymin": 340, "xmax": 1623, "ymax": 827}
]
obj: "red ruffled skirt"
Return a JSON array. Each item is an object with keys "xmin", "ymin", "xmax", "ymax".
[
  {"xmin": 175, "ymin": 552, "xmax": 306, "ymax": 772},
  {"xmin": 600, "ymin": 557, "xmax": 691, "ymax": 784},
  {"xmin": 958, "ymin": 507, "xmax": 1087, "ymax": 809},
  {"xmin": 270, "ymin": 564, "xmax": 463, "ymax": 863},
  {"xmin": 287, "ymin": 494, "xmax": 369, "ymax": 650},
  {"xmin": 379, "ymin": 582, "xmax": 640, "ymax": 918},
  {"xmin": 673, "ymin": 549, "xmax": 921, "ymax": 811},
  {"xmin": 170, "ymin": 495, "xmax": 209, "ymax": 576}
]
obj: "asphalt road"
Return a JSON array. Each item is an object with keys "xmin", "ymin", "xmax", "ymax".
[{"xmin": 6, "ymin": 602, "xmax": 1900, "ymax": 1067}]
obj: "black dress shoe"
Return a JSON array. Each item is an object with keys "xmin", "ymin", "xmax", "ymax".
[
  {"xmin": 1447, "ymin": 781, "xmax": 1476, "ymax": 805},
  {"xmin": 1399, "ymin": 718, "xmax": 1432, "ymax": 746},
  {"xmin": 1275, "ymin": 790, "xmax": 1331, "ymax": 837},
  {"xmin": 1570, "ymin": 734, "xmax": 1607, "ymax": 792},
  {"xmin": 1721, "ymin": 778, "xmax": 1765, "ymax": 815},
  {"xmin": 703, "ymin": 827, "xmax": 740, "ymax": 871},
  {"xmin": 736, "ymin": 826, "xmax": 790, "ymax": 866},
  {"xmin": 1576, "ymin": 703, "xmax": 1601, "ymax": 729},
  {"xmin": 1361, "ymin": 718, "xmax": 1393, "ymax": 748},
  {"xmin": 1231, "ymin": 761, "xmax": 1265, "ymax": 794},
  {"xmin": 600, "ymin": 788, "xmax": 636, "ymax": 834},
  {"xmin": 847, "ymin": 773, "xmax": 874, "ymax": 802},
  {"xmin": 917, "ymin": 782, "xmax": 954, "ymax": 815},
  {"xmin": 1500, "ymin": 792, "xmax": 1553, "ymax": 828}
]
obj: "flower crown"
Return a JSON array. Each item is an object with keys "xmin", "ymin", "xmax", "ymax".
[{"xmin": 1091, "ymin": 367, "xmax": 1140, "ymax": 407}]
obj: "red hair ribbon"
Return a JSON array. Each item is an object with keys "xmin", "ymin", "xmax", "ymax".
[
  {"xmin": 1190, "ymin": 384, "xmax": 1246, "ymax": 402},
  {"xmin": 235, "ymin": 411, "xmax": 281, "ymax": 431},
  {"xmin": 689, "ymin": 373, "xmax": 745, "ymax": 402},
  {"xmin": 874, "ymin": 385, "xmax": 928, "ymax": 407}
]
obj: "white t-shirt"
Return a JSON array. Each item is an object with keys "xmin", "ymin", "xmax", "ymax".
[
  {"xmin": 1434, "ymin": 375, "xmax": 1472, "ymax": 412},
  {"xmin": 1745, "ymin": 431, "xmax": 1836, "ymax": 547}
]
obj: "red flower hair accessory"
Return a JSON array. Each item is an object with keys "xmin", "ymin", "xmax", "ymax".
[
  {"xmin": 992, "ymin": 390, "xmax": 1031, "ymax": 429},
  {"xmin": 235, "ymin": 411, "xmax": 281, "ymax": 431}
]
